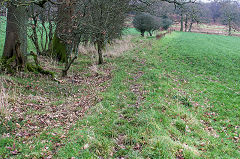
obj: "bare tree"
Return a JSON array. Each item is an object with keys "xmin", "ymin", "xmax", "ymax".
[
  {"xmin": 210, "ymin": 0, "xmax": 221, "ymax": 23},
  {"xmin": 75, "ymin": 0, "xmax": 131, "ymax": 65},
  {"xmin": 184, "ymin": 3, "xmax": 209, "ymax": 32},
  {"xmin": 219, "ymin": 0, "xmax": 240, "ymax": 35},
  {"xmin": 28, "ymin": 2, "xmax": 56, "ymax": 55}
]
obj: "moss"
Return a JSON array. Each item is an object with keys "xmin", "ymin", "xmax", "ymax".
[
  {"xmin": 0, "ymin": 56, "xmax": 15, "ymax": 74},
  {"xmin": 6, "ymin": 55, "xmax": 16, "ymax": 65},
  {"xmin": 30, "ymin": 52, "xmax": 39, "ymax": 66},
  {"xmin": 26, "ymin": 63, "xmax": 55, "ymax": 78},
  {"xmin": 1, "ymin": 55, "xmax": 55, "ymax": 79},
  {"xmin": 51, "ymin": 33, "xmax": 67, "ymax": 63}
]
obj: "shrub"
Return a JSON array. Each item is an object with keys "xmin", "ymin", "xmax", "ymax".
[
  {"xmin": 133, "ymin": 13, "xmax": 161, "ymax": 37},
  {"xmin": 160, "ymin": 15, "xmax": 173, "ymax": 30}
]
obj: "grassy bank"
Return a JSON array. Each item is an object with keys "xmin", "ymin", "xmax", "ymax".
[
  {"xmin": 1, "ymin": 32, "xmax": 240, "ymax": 158},
  {"xmin": 55, "ymin": 32, "xmax": 240, "ymax": 158}
]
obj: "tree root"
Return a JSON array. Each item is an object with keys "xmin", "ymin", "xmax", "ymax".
[
  {"xmin": 0, "ymin": 54, "xmax": 55, "ymax": 79},
  {"xmin": 25, "ymin": 63, "xmax": 55, "ymax": 78}
]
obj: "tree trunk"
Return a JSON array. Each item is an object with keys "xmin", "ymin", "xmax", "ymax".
[
  {"xmin": 51, "ymin": 34, "xmax": 67, "ymax": 62},
  {"xmin": 62, "ymin": 44, "xmax": 78, "ymax": 77},
  {"xmin": 188, "ymin": 22, "xmax": 193, "ymax": 32},
  {"xmin": 184, "ymin": 15, "xmax": 188, "ymax": 32},
  {"xmin": 31, "ymin": 15, "xmax": 41, "ymax": 55},
  {"xmin": 213, "ymin": 18, "xmax": 216, "ymax": 23},
  {"xmin": 3, "ymin": 4, "xmax": 27, "ymax": 59},
  {"xmin": 98, "ymin": 44, "xmax": 104, "ymax": 65},
  {"xmin": 180, "ymin": 13, "xmax": 184, "ymax": 32},
  {"xmin": 228, "ymin": 20, "xmax": 232, "ymax": 36},
  {"xmin": 3, "ymin": 2, "xmax": 27, "ymax": 71},
  {"xmin": 51, "ymin": 0, "xmax": 74, "ymax": 62},
  {"xmin": 149, "ymin": 31, "xmax": 152, "ymax": 36},
  {"xmin": 62, "ymin": 70, "xmax": 68, "ymax": 77},
  {"xmin": 47, "ymin": 19, "xmax": 54, "ymax": 51}
]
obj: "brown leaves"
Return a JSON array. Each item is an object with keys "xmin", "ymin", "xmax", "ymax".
[
  {"xmin": 3, "ymin": 56, "xmax": 113, "ymax": 158},
  {"xmin": 16, "ymin": 123, "xmax": 21, "ymax": 128},
  {"xmin": 176, "ymin": 148, "xmax": 184, "ymax": 159},
  {"xmin": 6, "ymin": 143, "xmax": 19, "ymax": 155},
  {"xmin": 204, "ymin": 126, "xmax": 220, "ymax": 138},
  {"xmin": 10, "ymin": 150, "xmax": 19, "ymax": 155},
  {"xmin": 83, "ymin": 144, "xmax": 89, "ymax": 150}
]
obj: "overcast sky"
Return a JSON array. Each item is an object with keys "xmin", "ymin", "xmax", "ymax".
[
  {"xmin": 199, "ymin": 0, "xmax": 240, "ymax": 2},
  {"xmin": 198, "ymin": 0, "xmax": 213, "ymax": 3}
]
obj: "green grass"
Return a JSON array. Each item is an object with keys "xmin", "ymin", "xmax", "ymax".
[
  {"xmin": 0, "ymin": 54, "xmax": 94, "ymax": 158},
  {"xmin": 55, "ymin": 32, "xmax": 240, "ymax": 158},
  {"xmin": 123, "ymin": 28, "xmax": 140, "ymax": 35},
  {"xmin": 1, "ymin": 31, "xmax": 240, "ymax": 158}
]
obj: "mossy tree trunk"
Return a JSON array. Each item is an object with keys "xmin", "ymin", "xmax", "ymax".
[
  {"xmin": 51, "ymin": 33, "xmax": 67, "ymax": 63},
  {"xmin": 31, "ymin": 13, "xmax": 41, "ymax": 55},
  {"xmin": 2, "ymin": 2, "xmax": 27, "ymax": 70},
  {"xmin": 3, "ymin": 3, "xmax": 27, "ymax": 58},
  {"xmin": 51, "ymin": 0, "xmax": 75, "ymax": 63}
]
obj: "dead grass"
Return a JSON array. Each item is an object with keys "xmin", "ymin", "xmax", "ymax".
[
  {"xmin": 0, "ymin": 77, "xmax": 9, "ymax": 118},
  {"xmin": 104, "ymin": 35, "xmax": 135, "ymax": 57},
  {"xmin": 78, "ymin": 35, "xmax": 135, "ymax": 60},
  {"xmin": 171, "ymin": 23, "xmax": 240, "ymax": 36},
  {"xmin": 0, "ymin": 51, "xmax": 113, "ymax": 145}
]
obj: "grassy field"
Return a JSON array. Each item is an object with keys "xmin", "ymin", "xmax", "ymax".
[
  {"xmin": 172, "ymin": 23, "xmax": 240, "ymax": 36},
  {"xmin": 1, "ymin": 32, "xmax": 240, "ymax": 158},
  {"xmin": 56, "ymin": 32, "xmax": 240, "ymax": 158}
]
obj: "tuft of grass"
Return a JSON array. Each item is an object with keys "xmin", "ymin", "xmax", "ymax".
[
  {"xmin": 104, "ymin": 35, "xmax": 135, "ymax": 57},
  {"xmin": 123, "ymin": 28, "xmax": 139, "ymax": 36}
]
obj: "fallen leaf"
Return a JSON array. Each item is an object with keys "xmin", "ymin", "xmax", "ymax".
[
  {"xmin": 16, "ymin": 123, "xmax": 21, "ymax": 128},
  {"xmin": 83, "ymin": 144, "xmax": 89, "ymax": 149},
  {"xmin": 10, "ymin": 150, "xmax": 18, "ymax": 155}
]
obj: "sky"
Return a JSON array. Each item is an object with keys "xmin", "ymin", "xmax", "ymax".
[
  {"xmin": 199, "ymin": 0, "xmax": 240, "ymax": 2},
  {"xmin": 198, "ymin": 0, "xmax": 213, "ymax": 3}
]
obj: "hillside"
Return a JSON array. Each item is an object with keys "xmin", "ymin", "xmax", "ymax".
[{"xmin": 1, "ymin": 32, "xmax": 240, "ymax": 158}]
